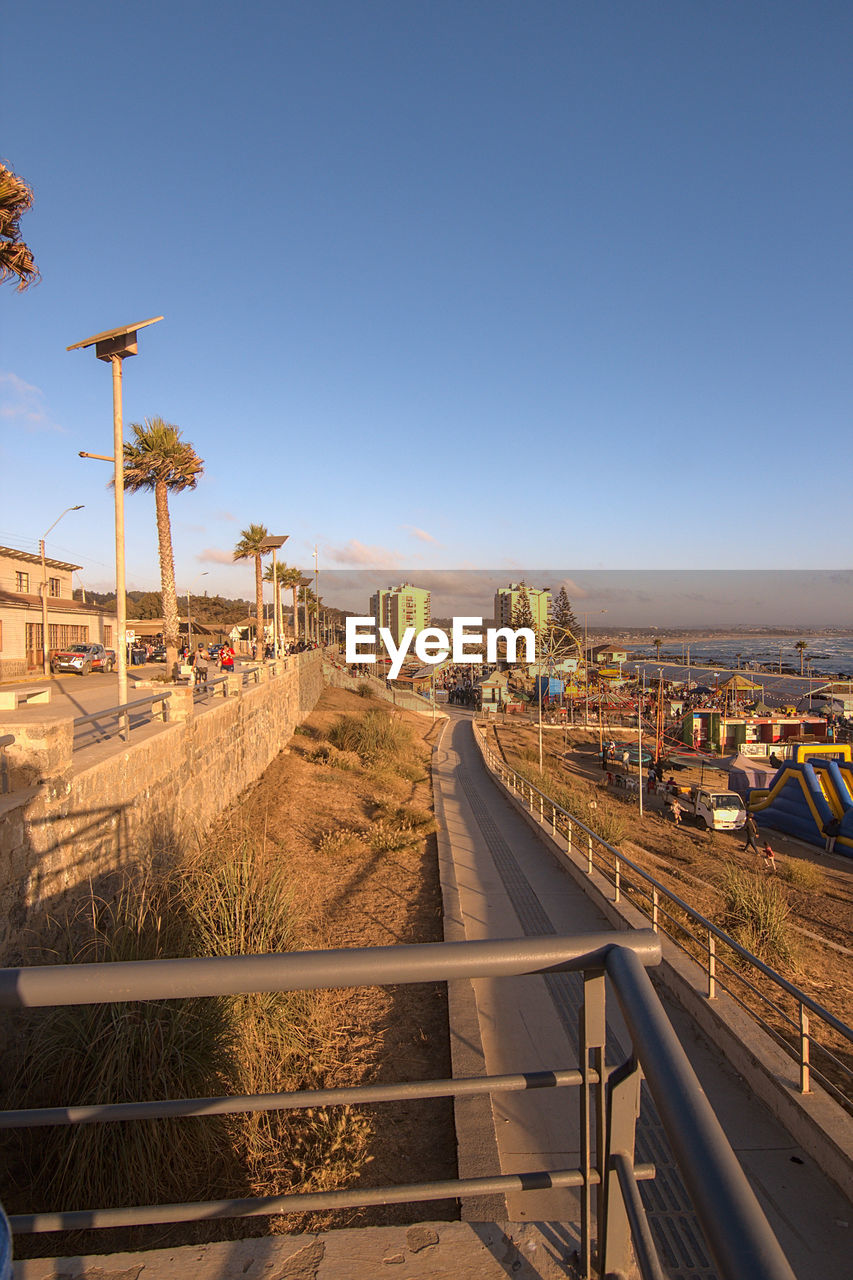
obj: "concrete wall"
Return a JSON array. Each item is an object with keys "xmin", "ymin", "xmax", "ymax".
[{"xmin": 0, "ymin": 652, "xmax": 324, "ymax": 961}]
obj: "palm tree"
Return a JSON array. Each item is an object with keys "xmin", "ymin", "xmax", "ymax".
[
  {"xmin": 123, "ymin": 417, "xmax": 203, "ymax": 680},
  {"xmin": 795, "ymin": 639, "xmax": 808, "ymax": 676},
  {"xmin": 263, "ymin": 561, "xmax": 297, "ymax": 649},
  {"xmin": 298, "ymin": 581, "xmax": 317, "ymax": 642},
  {"xmin": 234, "ymin": 524, "xmax": 271, "ymax": 659},
  {"xmin": 653, "ymin": 637, "xmax": 663, "ymax": 661},
  {"xmin": 279, "ymin": 566, "xmax": 303, "ymax": 641},
  {"xmin": 0, "ymin": 162, "xmax": 39, "ymax": 290}
]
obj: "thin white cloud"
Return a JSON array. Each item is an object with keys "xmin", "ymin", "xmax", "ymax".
[
  {"xmin": 197, "ymin": 547, "xmax": 240, "ymax": 565},
  {"xmin": 402, "ymin": 524, "xmax": 440, "ymax": 545},
  {"xmin": 324, "ymin": 539, "xmax": 403, "ymax": 568},
  {"xmin": 0, "ymin": 371, "xmax": 66, "ymax": 433},
  {"xmin": 213, "ymin": 509, "xmax": 237, "ymax": 522}
]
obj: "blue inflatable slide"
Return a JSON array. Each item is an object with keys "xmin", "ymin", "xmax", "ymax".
[{"xmin": 749, "ymin": 745, "xmax": 853, "ymax": 857}]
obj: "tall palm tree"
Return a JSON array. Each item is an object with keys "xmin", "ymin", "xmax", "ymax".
[
  {"xmin": 795, "ymin": 639, "xmax": 808, "ymax": 676},
  {"xmin": 123, "ymin": 417, "xmax": 203, "ymax": 679},
  {"xmin": 234, "ymin": 524, "xmax": 271, "ymax": 659},
  {"xmin": 279, "ymin": 566, "xmax": 303, "ymax": 641},
  {"xmin": 0, "ymin": 162, "xmax": 39, "ymax": 290},
  {"xmin": 263, "ymin": 561, "xmax": 297, "ymax": 649}
]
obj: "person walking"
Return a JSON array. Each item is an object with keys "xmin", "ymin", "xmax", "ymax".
[
  {"xmin": 822, "ymin": 815, "xmax": 841, "ymax": 854},
  {"xmin": 219, "ymin": 642, "xmax": 235, "ymax": 675},
  {"xmin": 762, "ymin": 842, "xmax": 777, "ymax": 873},
  {"xmin": 743, "ymin": 813, "xmax": 760, "ymax": 855}
]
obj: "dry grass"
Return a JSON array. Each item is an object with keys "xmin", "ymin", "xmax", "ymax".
[
  {"xmin": 3, "ymin": 827, "xmax": 374, "ymax": 1222},
  {"xmin": 716, "ymin": 863, "xmax": 798, "ymax": 969},
  {"xmin": 778, "ymin": 859, "xmax": 826, "ymax": 892}
]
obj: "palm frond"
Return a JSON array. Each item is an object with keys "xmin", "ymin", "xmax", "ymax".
[{"xmin": 0, "ymin": 162, "xmax": 39, "ymax": 290}]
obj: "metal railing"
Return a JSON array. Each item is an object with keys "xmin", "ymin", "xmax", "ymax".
[
  {"xmin": 475, "ymin": 725, "xmax": 853, "ymax": 1114},
  {"xmin": 72, "ymin": 692, "xmax": 173, "ymax": 747},
  {"xmin": 0, "ymin": 734, "xmax": 13, "ymax": 795},
  {"xmin": 191, "ymin": 672, "xmax": 230, "ymax": 702},
  {"xmin": 0, "ymin": 932, "xmax": 795, "ymax": 1279}
]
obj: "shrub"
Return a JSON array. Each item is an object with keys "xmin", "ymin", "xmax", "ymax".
[
  {"xmin": 316, "ymin": 827, "xmax": 363, "ymax": 857},
  {"xmin": 329, "ymin": 708, "xmax": 411, "ymax": 761},
  {"xmin": 356, "ymin": 681, "xmax": 373, "ymax": 698},
  {"xmin": 369, "ymin": 818, "xmax": 419, "ymax": 853},
  {"xmin": 717, "ymin": 864, "xmax": 797, "ymax": 968},
  {"xmin": 5, "ymin": 882, "xmax": 237, "ymax": 1213},
  {"xmin": 778, "ymin": 859, "xmax": 825, "ymax": 892}
]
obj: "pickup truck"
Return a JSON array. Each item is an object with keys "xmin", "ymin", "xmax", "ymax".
[
  {"xmin": 51, "ymin": 643, "xmax": 115, "ymax": 675},
  {"xmin": 687, "ymin": 787, "xmax": 747, "ymax": 831}
]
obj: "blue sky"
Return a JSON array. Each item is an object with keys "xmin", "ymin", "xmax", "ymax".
[{"xmin": 2, "ymin": 2, "xmax": 851, "ymax": 621}]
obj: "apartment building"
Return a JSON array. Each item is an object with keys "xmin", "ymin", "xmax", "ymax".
[
  {"xmin": 493, "ymin": 583, "xmax": 552, "ymax": 632},
  {"xmin": 369, "ymin": 583, "xmax": 432, "ymax": 648},
  {"xmin": 0, "ymin": 546, "xmax": 117, "ymax": 678}
]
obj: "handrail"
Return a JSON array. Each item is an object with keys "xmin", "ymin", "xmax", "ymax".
[
  {"xmin": 72, "ymin": 691, "xmax": 172, "ymax": 732},
  {"xmin": 0, "ymin": 932, "xmax": 796, "ymax": 1278},
  {"xmin": 474, "ymin": 723, "xmax": 853, "ymax": 1108}
]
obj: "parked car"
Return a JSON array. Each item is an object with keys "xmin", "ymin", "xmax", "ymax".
[
  {"xmin": 51, "ymin": 643, "xmax": 114, "ymax": 675},
  {"xmin": 148, "ymin": 645, "xmax": 167, "ymax": 662}
]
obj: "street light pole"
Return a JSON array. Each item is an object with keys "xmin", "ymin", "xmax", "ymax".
[
  {"xmin": 187, "ymin": 573, "xmax": 208, "ymax": 653},
  {"xmin": 259, "ymin": 537, "xmax": 288, "ymax": 658},
  {"xmin": 68, "ymin": 316, "xmax": 163, "ymax": 737},
  {"xmin": 40, "ymin": 505, "xmax": 84, "ymax": 675}
]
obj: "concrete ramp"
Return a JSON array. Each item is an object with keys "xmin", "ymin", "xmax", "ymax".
[{"xmin": 434, "ymin": 715, "xmax": 852, "ymax": 1280}]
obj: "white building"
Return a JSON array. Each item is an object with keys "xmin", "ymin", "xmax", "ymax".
[{"xmin": 0, "ymin": 546, "xmax": 117, "ymax": 679}]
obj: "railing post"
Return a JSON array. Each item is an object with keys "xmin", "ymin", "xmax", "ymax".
[
  {"xmin": 567, "ymin": 819, "xmax": 573, "ymax": 855},
  {"xmin": 587, "ymin": 832, "xmax": 593, "ymax": 875},
  {"xmin": 614, "ymin": 857, "xmax": 621, "ymax": 904},
  {"xmin": 652, "ymin": 887, "xmax": 659, "ymax": 931},
  {"xmin": 579, "ymin": 971, "xmax": 607, "ymax": 1280},
  {"xmin": 539, "ymin": 792, "xmax": 544, "ymax": 821},
  {"xmin": 600, "ymin": 1056, "xmax": 643, "ymax": 1280},
  {"xmin": 708, "ymin": 930, "xmax": 716, "ymax": 999},
  {"xmin": 551, "ymin": 803, "xmax": 557, "ymax": 836},
  {"xmin": 800, "ymin": 1003, "xmax": 810, "ymax": 1093}
]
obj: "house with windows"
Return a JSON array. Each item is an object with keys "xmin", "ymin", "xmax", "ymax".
[{"xmin": 0, "ymin": 546, "xmax": 118, "ymax": 679}]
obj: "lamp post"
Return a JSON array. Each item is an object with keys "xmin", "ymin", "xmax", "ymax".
[
  {"xmin": 68, "ymin": 316, "xmax": 163, "ymax": 733},
  {"xmin": 187, "ymin": 573, "xmax": 208, "ymax": 653},
  {"xmin": 40, "ymin": 505, "xmax": 84, "ymax": 675},
  {"xmin": 259, "ymin": 536, "xmax": 288, "ymax": 657},
  {"xmin": 581, "ymin": 610, "xmax": 607, "ymax": 726}
]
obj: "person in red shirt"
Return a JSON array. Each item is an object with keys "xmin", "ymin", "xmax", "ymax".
[{"xmin": 219, "ymin": 643, "xmax": 235, "ymax": 673}]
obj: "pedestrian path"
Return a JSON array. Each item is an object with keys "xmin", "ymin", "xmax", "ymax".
[{"xmin": 433, "ymin": 714, "xmax": 852, "ymax": 1280}]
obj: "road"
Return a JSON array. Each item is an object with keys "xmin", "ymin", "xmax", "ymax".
[{"xmin": 2, "ymin": 664, "xmax": 249, "ymax": 749}]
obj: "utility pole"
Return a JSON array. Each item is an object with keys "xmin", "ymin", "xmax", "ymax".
[
  {"xmin": 313, "ymin": 545, "xmax": 319, "ymax": 644},
  {"xmin": 40, "ymin": 505, "xmax": 84, "ymax": 674}
]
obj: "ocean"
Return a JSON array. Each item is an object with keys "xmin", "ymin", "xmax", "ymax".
[{"xmin": 622, "ymin": 635, "xmax": 853, "ymax": 679}]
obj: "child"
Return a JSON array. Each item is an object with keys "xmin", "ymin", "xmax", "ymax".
[{"xmin": 762, "ymin": 842, "xmax": 777, "ymax": 873}]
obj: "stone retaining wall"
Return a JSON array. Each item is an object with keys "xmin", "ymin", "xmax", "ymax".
[{"xmin": 0, "ymin": 652, "xmax": 324, "ymax": 960}]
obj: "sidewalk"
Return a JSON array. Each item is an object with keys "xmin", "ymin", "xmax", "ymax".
[{"xmin": 434, "ymin": 714, "xmax": 852, "ymax": 1280}]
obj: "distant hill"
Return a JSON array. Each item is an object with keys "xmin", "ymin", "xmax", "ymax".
[{"xmin": 73, "ymin": 589, "xmax": 252, "ymax": 624}]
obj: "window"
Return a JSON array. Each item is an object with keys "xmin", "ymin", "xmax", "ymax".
[
  {"xmin": 49, "ymin": 577, "xmax": 61, "ymax": 597},
  {"xmin": 15, "ymin": 571, "xmax": 29, "ymax": 592},
  {"xmin": 104, "ymin": 626, "xmax": 112, "ymax": 646}
]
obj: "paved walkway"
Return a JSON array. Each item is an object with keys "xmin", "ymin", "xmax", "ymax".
[{"xmin": 434, "ymin": 713, "xmax": 852, "ymax": 1280}]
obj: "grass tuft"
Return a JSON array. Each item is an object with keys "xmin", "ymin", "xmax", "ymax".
[
  {"xmin": 778, "ymin": 859, "xmax": 825, "ymax": 892},
  {"xmin": 717, "ymin": 863, "xmax": 797, "ymax": 968}
]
